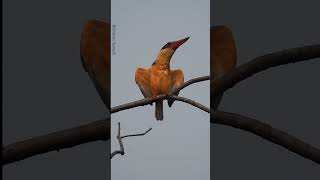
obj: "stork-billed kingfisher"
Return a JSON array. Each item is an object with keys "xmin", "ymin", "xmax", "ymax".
[{"xmin": 135, "ymin": 37, "xmax": 189, "ymax": 121}]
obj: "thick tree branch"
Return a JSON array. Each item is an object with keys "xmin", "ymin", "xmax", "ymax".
[
  {"xmin": 110, "ymin": 122, "xmax": 152, "ymax": 159},
  {"xmin": 212, "ymin": 111, "xmax": 320, "ymax": 164},
  {"xmin": 2, "ymin": 118, "xmax": 110, "ymax": 165},
  {"xmin": 212, "ymin": 44, "xmax": 320, "ymax": 97}
]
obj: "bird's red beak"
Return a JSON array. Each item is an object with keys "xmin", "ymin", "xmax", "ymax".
[{"xmin": 169, "ymin": 37, "xmax": 189, "ymax": 50}]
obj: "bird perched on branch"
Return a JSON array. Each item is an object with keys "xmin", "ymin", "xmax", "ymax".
[
  {"xmin": 79, "ymin": 20, "xmax": 235, "ymax": 116},
  {"xmin": 211, "ymin": 26, "xmax": 237, "ymax": 110},
  {"xmin": 135, "ymin": 37, "xmax": 189, "ymax": 121}
]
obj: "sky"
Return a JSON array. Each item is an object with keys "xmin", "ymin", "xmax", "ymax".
[{"xmin": 111, "ymin": 0, "xmax": 210, "ymax": 180}]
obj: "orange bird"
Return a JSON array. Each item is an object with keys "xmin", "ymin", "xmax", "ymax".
[
  {"xmin": 211, "ymin": 26, "xmax": 237, "ymax": 110},
  {"xmin": 135, "ymin": 37, "xmax": 189, "ymax": 121},
  {"xmin": 80, "ymin": 20, "xmax": 111, "ymax": 111}
]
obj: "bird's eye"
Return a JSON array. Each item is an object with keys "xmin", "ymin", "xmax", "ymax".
[{"xmin": 162, "ymin": 43, "xmax": 171, "ymax": 49}]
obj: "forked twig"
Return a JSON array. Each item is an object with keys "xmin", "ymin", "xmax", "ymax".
[{"xmin": 110, "ymin": 122, "xmax": 152, "ymax": 159}]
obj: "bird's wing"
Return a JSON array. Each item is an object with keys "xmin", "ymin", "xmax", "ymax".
[
  {"xmin": 80, "ymin": 20, "xmax": 110, "ymax": 109},
  {"xmin": 168, "ymin": 69, "xmax": 184, "ymax": 107},
  {"xmin": 135, "ymin": 68, "xmax": 153, "ymax": 98},
  {"xmin": 211, "ymin": 26, "xmax": 237, "ymax": 81},
  {"xmin": 211, "ymin": 26, "xmax": 237, "ymax": 110}
]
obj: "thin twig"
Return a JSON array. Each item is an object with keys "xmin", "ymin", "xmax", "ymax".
[
  {"xmin": 110, "ymin": 122, "xmax": 125, "ymax": 158},
  {"xmin": 122, "ymin": 128, "xmax": 152, "ymax": 139},
  {"xmin": 110, "ymin": 122, "xmax": 152, "ymax": 159}
]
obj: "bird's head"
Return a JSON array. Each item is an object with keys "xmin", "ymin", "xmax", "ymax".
[
  {"xmin": 154, "ymin": 37, "xmax": 189, "ymax": 66},
  {"xmin": 161, "ymin": 36, "xmax": 189, "ymax": 51}
]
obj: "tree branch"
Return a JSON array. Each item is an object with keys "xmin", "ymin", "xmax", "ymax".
[
  {"xmin": 111, "ymin": 95, "xmax": 167, "ymax": 114},
  {"xmin": 2, "ymin": 118, "xmax": 110, "ymax": 165},
  {"xmin": 171, "ymin": 95, "xmax": 210, "ymax": 113},
  {"xmin": 212, "ymin": 44, "xmax": 320, "ymax": 97},
  {"xmin": 121, "ymin": 128, "xmax": 152, "ymax": 139},
  {"xmin": 110, "ymin": 122, "xmax": 125, "ymax": 158},
  {"xmin": 171, "ymin": 75, "xmax": 210, "ymax": 95},
  {"xmin": 212, "ymin": 111, "xmax": 320, "ymax": 164},
  {"xmin": 110, "ymin": 122, "xmax": 152, "ymax": 159}
]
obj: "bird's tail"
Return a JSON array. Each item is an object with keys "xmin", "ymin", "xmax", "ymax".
[{"xmin": 155, "ymin": 100, "xmax": 163, "ymax": 121}]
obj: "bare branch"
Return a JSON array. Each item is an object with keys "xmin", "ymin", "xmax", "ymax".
[
  {"xmin": 111, "ymin": 94, "xmax": 210, "ymax": 115},
  {"xmin": 2, "ymin": 118, "xmax": 110, "ymax": 165},
  {"xmin": 111, "ymin": 95, "xmax": 167, "ymax": 114},
  {"xmin": 171, "ymin": 75, "xmax": 210, "ymax": 95},
  {"xmin": 212, "ymin": 44, "xmax": 320, "ymax": 97},
  {"xmin": 212, "ymin": 111, "xmax": 320, "ymax": 164},
  {"xmin": 171, "ymin": 95, "xmax": 210, "ymax": 113},
  {"xmin": 122, "ymin": 128, "xmax": 152, "ymax": 139},
  {"xmin": 110, "ymin": 122, "xmax": 152, "ymax": 159},
  {"xmin": 110, "ymin": 122, "xmax": 125, "ymax": 158}
]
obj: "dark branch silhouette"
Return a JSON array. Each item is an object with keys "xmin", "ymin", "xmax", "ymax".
[
  {"xmin": 2, "ymin": 44, "xmax": 320, "ymax": 165},
  {"xmin": 212, "ymin": 44, "xmax": 320, "ymax": 97},
  {"xmin": 110, "ymin": 122, "xmax": 152, "ymax": 159},
  {"xmin": 212, "ymin": 111, "xmax": 320, "ymax": 164},
  {"xmin": 2, "ymin": 118, "xmax": 110, "ymax": 165}
]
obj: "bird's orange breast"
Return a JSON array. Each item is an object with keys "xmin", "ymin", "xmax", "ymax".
[{"xmin": 150, "ymin": 67, "xmax": 171, "ymax": 96}]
